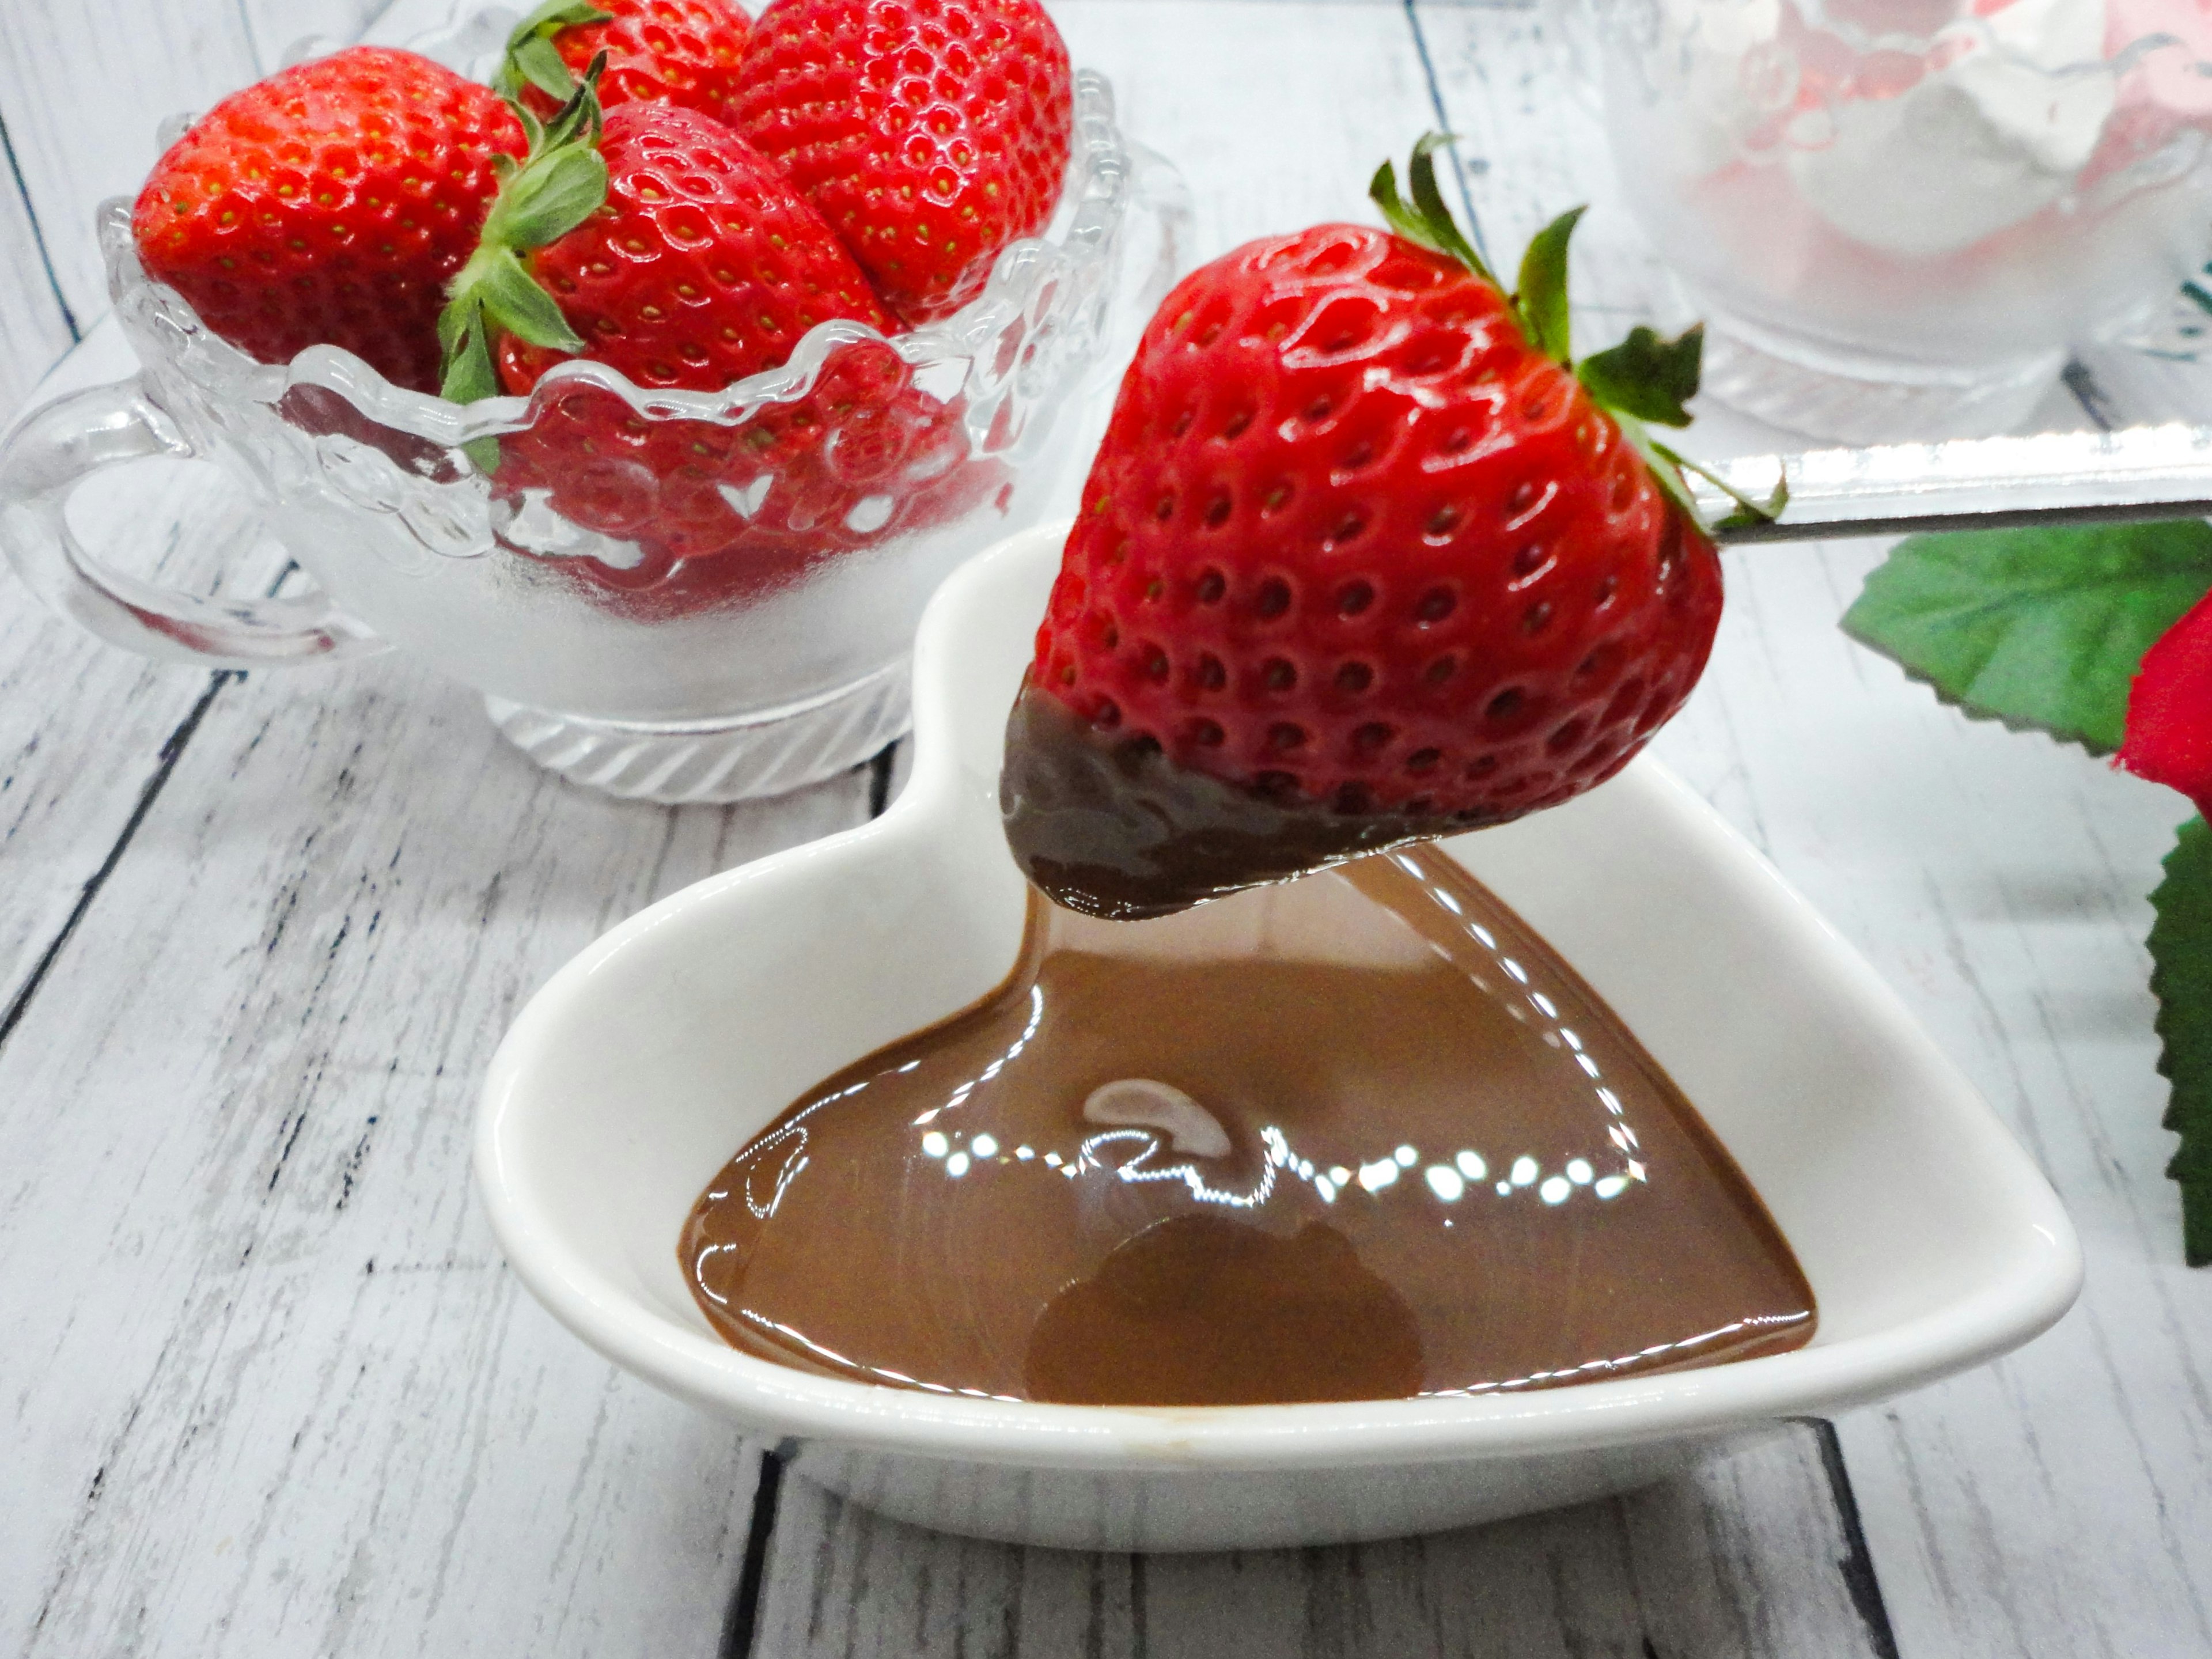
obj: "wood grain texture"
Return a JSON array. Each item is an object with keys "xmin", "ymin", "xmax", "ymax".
[
  {"xmin": 0, "ymin": 150, "xmax": 78, "ymax": 429},
  {"xmin": 2, "ymin": 2, "xmax": 2202, "ymax": 1657},
  {"xmin": 0, "ymin": 645, "xmax": 873, "ymax": 1658},
  {"xmin": 1416, "ymin": 6, "xmax": 2212, "ymax": 1655},
  {"xmin": 0, "ymin": 18, "xmax": 860, "ymax": 1649},
  {"xmin": 753, "ymin": 1429, "xmax": 1887, "ymax": 1659},
  {"xmin": 0, "ymin": 324, "xmax": 295, "ymax": 1023}
]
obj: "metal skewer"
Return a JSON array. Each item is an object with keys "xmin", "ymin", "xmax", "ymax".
[{"xmin": 1691, "ymin": 422, "xmax": 2212, "ymax": 544}]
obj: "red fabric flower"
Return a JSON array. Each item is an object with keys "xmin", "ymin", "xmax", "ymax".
[{"xmin": 2122, "ymin": 587, "xmax": 2212, "ymax": 813}]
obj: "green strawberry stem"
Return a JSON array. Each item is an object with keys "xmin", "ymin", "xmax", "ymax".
[
  {"xmin": 492, "ymin": 0, "xmax": 615, "ymax": 105},
  {"xmin": 437, "ymin": 55, "xmax": 609, "ymax": 410},
  {"xmin": 1369, "ymin": 135, "xmax": 1784, "ymax": 535}
]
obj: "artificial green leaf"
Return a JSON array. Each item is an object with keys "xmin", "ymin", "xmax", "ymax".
[
  {"xmin": 1842, "ymin": 521, "xmax": 2212, "ymax": 752},
  {"xmin": 2147, "ymin": 813, "xmax": 2212, "ymax": 1266},
  {"xmin": 1514, "ymin": 206, "xmax": 1584, "ymax": 367},
  {"xmin": 1575, "ymin": 323, "xmax": 1702, "ymax": 428},
  {"xmin": 476, "ymin": 247, "xmax": 585, "ymax": 351}
]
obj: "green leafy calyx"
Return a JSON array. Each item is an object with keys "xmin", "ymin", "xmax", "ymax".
[
  {"xmin": 438, "ymin": 58, "xmax": 609, "ymax": 412},
  {"xmin": 491, "ymin": 0, "xmax": 615, "ymax": 105},
  {"xmin": 1368, "ymin": 135, "xmax": 1778, "ymax": 535}
]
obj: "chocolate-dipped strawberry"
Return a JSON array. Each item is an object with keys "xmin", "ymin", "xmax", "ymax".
[{"xmin": 1002, "ymin": 139, "xmax": 1772, "ymax": 919}]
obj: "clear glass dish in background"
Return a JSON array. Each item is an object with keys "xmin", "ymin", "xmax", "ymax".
[
  {"xmin": 1569, "ymin": 0, "xmax": 2212, "ymax": 442},
  {"xmin": 0, "ymin": 7, "xmax": 1189, "ymax": 804}
]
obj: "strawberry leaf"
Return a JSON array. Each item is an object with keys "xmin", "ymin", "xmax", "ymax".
[
  {"xmin": 438, "ymin": 298, "xmax": 499, "ymax": 404},
  {"xmin": 475, "ymin": 248, "xmax": 586, "ymax": 351},
  {"xmin": 492, "ymin": 0, "xmax": 613, "ymax": 103},
  {"xmin": 512, "ymin": 35, "xmax": 577, "ymax": 101},
  {"xmin": 1367, "ymin": 135, "xmax": 1498, "ymax": 290},
  {"xmin": 1514, "ymin": 206, "xmax": 1583, "ymax": 368},
  {"xmin": 1843, "ymin": 522, "xmax": 2212, "ymax": 752},
  {"xmin": 1576, "ymin": 323, "xmax": 1702, "ymax": 429},
  {"xmin": 490, "ymin": 146, "xmax": 608, "ymax": 250},
  {"xmin": 441, "ymin": 55, "xmax": 608, "ymax": 404},
  {"xmin": 2147, "ymin": 814, "xmax": 2212, "ymax": 1266}
]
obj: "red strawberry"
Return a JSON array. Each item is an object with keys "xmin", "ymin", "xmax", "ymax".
[
  {"xmin": 496, "ymin": 0, "xmax": 754, "ymax": 127},
  {"xmin": 493, "ymin": 336, "xmax": 1006, "ymax": 613},
  {"xmin": 437, "ymin": 82, "xmax": 982, "ymax": 612},
  {"xmin": 1001, "ymin": 140, "xmax": 1758, "ymax": 919},
  {"xmin": 484, "ymin": 100, "xmax": 891, "ymax": 394},
  {"xmin": 732, "ymin": 0, "xmax": 1073, "ymax": 325},
  {"xmin": 131, "ymin": 47, "xmax": 524, "ymax": 393}
]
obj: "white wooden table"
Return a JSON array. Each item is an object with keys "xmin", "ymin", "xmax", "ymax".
[{"xmin": 3, "ymin": 2, "xmax": 2207, "ymax": 1654}]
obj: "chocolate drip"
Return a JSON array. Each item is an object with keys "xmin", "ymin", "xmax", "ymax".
[{"xmin": 681, "ymin": 845, "xmax": 1816, "ymax": 1407}]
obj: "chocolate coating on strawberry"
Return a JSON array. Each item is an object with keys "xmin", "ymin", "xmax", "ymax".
[
  {"xmin": 131, "ymin": 47, "xmax": 524, "ymax": 393},
  {"xmin": 1003, "ymin": 686, "xmax": 1468, "ymax": 919},
  {"xmin": 733, "ymin": 0, "xmax": 1072, "ymax": 324},
  {"xmin": 1002, "ymin": 188, "xmax": 1726, "ymax": 918}
]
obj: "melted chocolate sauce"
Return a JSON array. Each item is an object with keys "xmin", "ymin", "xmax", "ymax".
[{"xmin": 681, "ymin": 843, "xmax": 1815, "ymax": 1406}]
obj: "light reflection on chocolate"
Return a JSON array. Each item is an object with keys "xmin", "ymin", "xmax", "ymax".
[{"xmin": 681, "ymin": 843, "xmax": 1815, "ymax": 1406}]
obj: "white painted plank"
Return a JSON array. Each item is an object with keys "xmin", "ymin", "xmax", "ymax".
[
  {"xmin": 1687, "ymin": 540, "xmax": 2212, "ymax": 1658},
  {"xmin": 1417, "ymin": 6, "xmax": 2212, "ymax": 1655},
  {"xmin": 0, "ymin": 324, "xmax": 296, "ymax": 1019},
  {"xmin": 754, "ymin": 1429, "xmax": 1887, "ymax": 1658},
  {"xmin": 0, "ymin": 172, "xmax": 78, "ymax": 430},
  {"xmin": 0, "ymin": 0, "xmax": 433, "ymax": 1039},
  {"xmin": 0, "ymin": 643, "xmax": 874, "ymax": 1658},
  {"xmin": 1051, "ymin": 0, "xmax": 1434, "ymax": 264}
]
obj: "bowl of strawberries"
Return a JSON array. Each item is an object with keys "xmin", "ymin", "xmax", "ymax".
[{"xmin": 0, "ymin": 0, "xmax": 1185, "ymax": 802}]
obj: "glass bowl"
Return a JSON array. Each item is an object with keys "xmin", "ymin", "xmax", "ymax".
[
  {"xmin": 0, "ymin": 31, "xmax": 1187, "ymax": 802},
  {"xmin": 1576, "ymin": 0, "xmax": 2212, "ymax": 441}
]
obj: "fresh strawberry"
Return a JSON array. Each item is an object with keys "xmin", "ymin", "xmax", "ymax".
[
  {"xmin": 436, "ymin": 78, "xmax": 979, "ymax": 611},
  {"xmin": 472, "ymin": 100, "xmax": 892, "ymax": 396},
  {"xmin": 131, "ymin": 47, "xmax": 524, "ymax": 393},
  {"xmin": 1001, "ymin": 139, "xmax": 1771, "ymax": 919},
  {"xmin": 495, "ymin": 0, "xmax": 753, "ymax": 127},
  {"xmin": 493, "ymin": 336, "xmax": 1006, "ymax": 613},
  {"xmin": 732, "ymin": 0, "xmax": 1072, "ymax": 325}
]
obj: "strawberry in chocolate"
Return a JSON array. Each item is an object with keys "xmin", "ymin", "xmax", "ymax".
[
  {"xmin": 131, "ymin": 47, "xmax": 524, "ymax": 393},
  {"xmin": 732, "ymin": 0, "xmax": 1073, "ymax": 324},
  {"xmin": 1002, "ymin": 139, "xmax": 1763, "ymax": 919}
]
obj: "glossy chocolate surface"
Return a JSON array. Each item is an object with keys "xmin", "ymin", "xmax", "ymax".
[
  {"xmin": 999, "ymin": 681, "xmax": 1488, "ymax": 919},
  {"xmin": 682, "ymin": 844, "xmax": 1815, "ymax": 1406}
]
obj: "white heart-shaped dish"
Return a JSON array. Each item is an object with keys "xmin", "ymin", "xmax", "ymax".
[{"xmin": 476, "ymin": 522, "xmax": 2080, "ymax": 1552}]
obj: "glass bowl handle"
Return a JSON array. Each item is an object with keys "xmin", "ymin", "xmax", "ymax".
[{"xmin": 0, "ymin": 377, "xmax": 387, "ymax": 668}]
